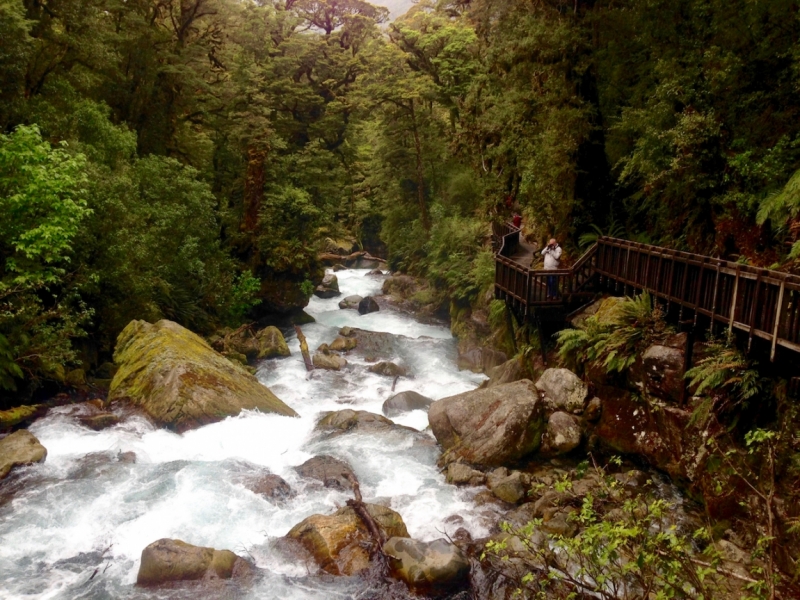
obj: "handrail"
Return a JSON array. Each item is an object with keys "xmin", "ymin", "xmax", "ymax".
[{"xmin": 492, "ymin": 225, "xmax": 800, "ymax": 360}]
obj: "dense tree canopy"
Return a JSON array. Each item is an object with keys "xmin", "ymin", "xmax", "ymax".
[{"xmin": 2, "ymin": 0, "xmax": 800, "ymax": 401}]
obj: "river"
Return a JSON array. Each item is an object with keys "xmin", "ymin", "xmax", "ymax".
[{"xmin": 0, "ymin": 269, "xmax": 490, "ymax": 599}]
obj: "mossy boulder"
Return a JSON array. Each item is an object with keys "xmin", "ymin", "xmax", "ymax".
[
  {"xmin": 0, "ymin": 430, "xmax": 47, "ymax": 479},
  {"xmin": 0, "ymin": 404, "xmax": 47, "ymax": 431},
  {"xmin": 109, "ymin": 320, "xmax": 297, "ymax": 432},
  {"xmin": 287, "ymin": 504, "xmax": 409, "ymax": 575},
  {"xmin": 136, "ymin": 538, "xmax": 253, "ymax": 585}
]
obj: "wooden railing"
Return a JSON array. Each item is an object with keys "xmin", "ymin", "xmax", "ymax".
[
  {"xmin": 492, "ymin": 224, "xmax": 800, "ymax": 360},
  {"xmin": 595, "ymin": 237, "xmax": 800, "ymax": 360}
]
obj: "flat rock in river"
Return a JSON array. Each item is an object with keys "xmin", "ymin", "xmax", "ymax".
[
  {"xmin": 108, "ymin": 319, "xmax": 297, "ymax": 432},
  {"xmin": 294, "ymin": 455, "xmax": 357, "ymax": 491},
  {"xmin": 136, "ymin": 538, "xmax": 253, "ymax": 585},
  {"xmin": 382, "ymin": 391, "xmax": 433, "ymax": 417},
  {"xmin": 429, "ymin": 380, "xmax": 545, "ymax": 467},
  {"xmin": 315, "ymin": 409, "xmax": 417, "ymax": 437}
]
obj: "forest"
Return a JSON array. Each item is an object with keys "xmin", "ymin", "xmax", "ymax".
[{"xmin": 2, "ymin": 0, "xmax": 800, "ymax": 403}]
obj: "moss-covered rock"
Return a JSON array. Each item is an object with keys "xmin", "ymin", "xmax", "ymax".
[
  {"xmin": 0, "ymin": 404, "xmax": 47, "ymax": 431},
  {"xmin": 109, "ymin": 320, "xmax": 297, "ymax": 432},
  {"xmin": 287, "ymin": 503, "xmax": 409, "ymax": 575},
  {"xmin": 255, "ymin": 326, "xmax": 290, "ymax": 359},
  {"xmin": 0, "ymin": 429, "xmax": 47, "ymax": 479}
]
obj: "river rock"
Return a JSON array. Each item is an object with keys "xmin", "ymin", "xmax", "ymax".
[
  {"xmin": 382, "ymin": 391, "xmax": 433, "ymax": 417},
  {"xmin": 540, "ymin": 411, "xmax": 582, "ymax": 456},
  {"xmin": 248, "ymin": 473, "xmax": 294, "ymax": 500},
  {"xmin": 488, "ymin": 470, "xmax": 527, "ymax": 504},
  {"xmin": 332, "ymin": 263, "xmax": 347, "ymax": 272},
  {"xmin": 78, "ymin": 413, "xmax": 121, "ymax": 431},
  {"xmin": 367, "ymin": 361, "xmax": 407, "ymax": 377},
  {"xmin": 358, "ymin": 296, "xmax": 379, "ymax": 315},
  {"xmin": 384, "ymin": 537, "xmax": 470, "ymax": 593},
  {"xmin": 213, "ymin": 325, "xmax": 290, "ymax": 360},
  {"xmin": 338, "ymin": 295, "xmax": 363, "ymax": 310},
  {"xmin": 295, "ymin": 455, "xmax": 356, "ymax": 491},
  {"xmin": 312, "ymin": 352, "xmax": 347, "ymax": 370},
  {"xmin": 0, "ymin": 404, "xmax": 48, "ymax": 431},
  {"xmin": 136, "ymin": 538, "xmax": 252, "ymax": 585},
  {"xmin": 445, "ymin": 462, "xmax": 486, "ymax": 486},
  {"xmin": 535, "ymin": 368, "xmax": 588, "ymax": 414},
  {"xmin": 337, "ymin": 327, "xmax": 397, "ymax": 360},
  {"xmin": 429, "ymin": 380, "xmax": 545, "ymax": 467},
  {"xmin": 315, "ymin": 409, "xmax": 416, "ymax": 436},
  {"xmin": 329, "ymin": 336, "xmax": 357, "ymax": 352},
  {"xmin": 314, "ymin": 274, "xmax": 340, "ymax": 298},
  {"xmin": 108, "ymin": 319, "xmax": 297, "ymax": 432},
  {"xmin": 367, "ymin": 268, "xmax": 384, "ymax": 276},
  {"xmin": 0, "ymin": 430, "xmax": 47, "ymax": 479},
  {"xmin": 287, "ymin": 504, "xmax": 408, "ymax": 575}
]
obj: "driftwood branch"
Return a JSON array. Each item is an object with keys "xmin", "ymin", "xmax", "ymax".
[
  {"xmin": 294, "ymin": 326, "xmax": 314, "ymax": 371},
  {"xmin": 345, "ymin": 473, "xmax": 386, "ymax": 555}
]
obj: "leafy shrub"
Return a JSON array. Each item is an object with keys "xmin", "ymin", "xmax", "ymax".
[{"xmin": 557, "ymin": 293, "xmax": 671, "ymax": 375}]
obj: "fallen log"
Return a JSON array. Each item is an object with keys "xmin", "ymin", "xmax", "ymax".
[{"xmin": 294, "ymin": 326, "xmax": 314, "ymax": 372}]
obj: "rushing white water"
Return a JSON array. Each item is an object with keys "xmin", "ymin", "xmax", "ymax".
[{"xmin": 0, "ymin": 269, "xmax": 488, "ymax": 599}]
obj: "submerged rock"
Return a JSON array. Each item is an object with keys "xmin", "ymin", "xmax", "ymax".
[
  {"xmin": 535, "ymin": 368, "xmax": 588, "ymax": 414},
  {"xmin": 338, "ymin": 295, "xmax": 363, "ymax": 310},
  {"xmin": 0, "ymin": 430, "xmax": 47, "ymax": 479},
  {"xmin": 384, "ymin": 537, "xmax": 470, "ymax": 593},
  {"xmin": 108, "ymin": 319, "xmax": 297, "ymax": 432},
  {"xmin": 358, "ymin": 296, "xmax": 380, "ymax": 315},
  {"xmin": 314, "ymin": 274, "xmax": 340, "ymax": 298},
  {"xmin": 78, "ymin": 413, "xmax": 121, "ymax": 431},
  {"xmin": 367, "ymin": 361, "xmax": 407, "ymax": 377},
  {"xmin": 295, "ymin": 455, "xmax": 356, "ymax": 491},
  {"xmin": 337, "ymin": 327, "xmax": 398, "ymax": 360},
  {"xmin": 429, "ymin": 380, "xmax": 545, "ymax": 467},
  {"xmin": 247, "ymin": 473, "xmax": 295, "ymax": 501},
  {"xmin": 287, "ymin": 504, "xmax": 408, "ymax": 575},
  {"xmin": 315, "ymin": 409, "xmax": 416, "ymax": 436},
  {"xmin": 136, "ymin": 538, "xmax": 253, "ymax": 585},
  {"xmin": 382, "ymin": 391, "xmax": 433, "ymax": 417}
]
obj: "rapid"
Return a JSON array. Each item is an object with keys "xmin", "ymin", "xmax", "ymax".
[{"xmin": 0, "ymin": 269, "xmax": 489, "ymax": 599}]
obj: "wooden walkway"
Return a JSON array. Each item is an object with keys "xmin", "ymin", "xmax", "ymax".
[{"xmin": 492, "ymin": 222, "xmax": 800, "ymax": 361}]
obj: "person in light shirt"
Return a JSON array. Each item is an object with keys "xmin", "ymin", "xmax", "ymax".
[{"xmin": 541, "ymin": 237, "xmax": 562, "ymax": 299}]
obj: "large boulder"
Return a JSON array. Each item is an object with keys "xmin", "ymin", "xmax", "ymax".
[
  {"xmin": 295, "ymin": 455, "xmax": 357, "ymax": 491},
  {"xmin": 358, "ymin": 296, "xmax": 380, "ymax": 315},
  {"xmin": 428, "ymin": 380, "xmax": 545, "ymax": 467},
  {"xmin": 329, "ymin": 336, "xmax": 357, "ymax": 352},
  {"xmin": 287, "ymin": 504, "xmax": 408, "ymax": 575},
  {"xmin": 337, "ymin": 327, "xmax": 397, "ymax": 360},
  {"xmin": 0, "ymin": 430, "xmax": 47, "ymax": 479},
  {"xmin": 338, "ymin": 295, "xmax": 363, "ymax": 310},
  {"xmin": 539, "ymin": 411, "xmax": 582, "ymax": 456},
  {"xmin": 534, "ymin": 368, "xmax": 588, "ymax": 414},
  {"xmin": 108, "ymin": 320, "xmax": 297, "ymax": 432},
  {"xmin": 384, "ymin": 537, "xmax": 470, "ymax": 593},
  {"xmin": 314, "ymin": 274, "xmax": 340, "ymax": 299},
  {"xmin": 382, "ymin": 391, "xmax": 433, "ymax": 417},
  {"xmin": 136, "ymin": 539, "xmax": 252, "ymax": 585},
  {"xmin": 483, "ymin": 357, "xmax": 526, "ymax": 388},
  {"xmin": 245, "ymin": 473, "xmax": 294, "ymax": 501}
]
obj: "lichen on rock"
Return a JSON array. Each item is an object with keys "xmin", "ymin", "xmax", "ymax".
[{"xmin": 109, "ymin": 319, "xmax": 297, "ymax": 432}]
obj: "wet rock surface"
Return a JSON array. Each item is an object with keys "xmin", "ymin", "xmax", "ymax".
[
  {"xmin": 358, "ymin": 296, "xmax": 380, "ymax": 315},
  {"xmin": 109, "ymin": 319, "xmax": 297, "ymax": 431},
  {"xmin": 312, "ymin": 352, "xmax": 347, "ymax": 370},
  {"xmin": 382, "ymin": 390, "xmax": 433, "ymax": 417},
  {"xmin": 294, "ymin": 455, "xmax": 357, "ymax": 491},
  {"xmin": 0, "ymin": 429, "xmax": 47, "ymax": 479},
  {"xmin": 384, "ymin": 537, "xmax": 470, "ymax": 593},
  {"xmin": 136, "ymin": 538, "xmax": 253, "ymax": 585},
  {"xmin": 286, "ymin": 504, "xmax": 408, "ymax": 576},
  {"xmin": 314, "ymin": 274, "xmax": 340, "ymax": 298},
  {"xmin": 315, "ymin": 409, "xmax": 417, "ymax": 437},
  {"xmin": 338, "ymin": 295, "xmax": 363, "ymax": 310},
  {"xmin": 367, "ymin": 361, "xmax": 407, "ymax": 377},
  {"xmin": 429, "ymin": 380, "xmax": 544, "ymax": 467}
]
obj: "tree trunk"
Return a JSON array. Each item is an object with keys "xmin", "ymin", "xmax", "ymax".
[
  {"xmin": 243, "ymin": 144, "xmax": 267, "ymax": 233},
  {"xmin": 409, "ymin": 101, "xmax": 430, "ymax": 231}
]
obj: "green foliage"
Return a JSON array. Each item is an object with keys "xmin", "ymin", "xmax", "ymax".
[
  {"xmin": 686, "ymin": 335, "xmax": 762, "ymax": 425},
  {"xmin": 557, "ymin": 293, "xmax": 671, "ymax": 376}
]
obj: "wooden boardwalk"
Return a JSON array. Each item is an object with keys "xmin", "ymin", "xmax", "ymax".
[{"xmin": 492, "ymin": 222, "xmax": 800, "ymax": 361}]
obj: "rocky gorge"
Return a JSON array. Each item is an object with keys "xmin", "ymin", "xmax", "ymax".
[{"xmin": 0, "ymin": 270, "xmax": 782, "ymax": 599}]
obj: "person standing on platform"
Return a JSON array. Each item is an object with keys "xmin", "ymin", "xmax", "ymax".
[
  {"xmin": 541, "ymin": 237, "xmax": 562, "ymax": 299},
  {"xmin": 512, "ymin": 213, "xmax": 522, "ymax": 228}
]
